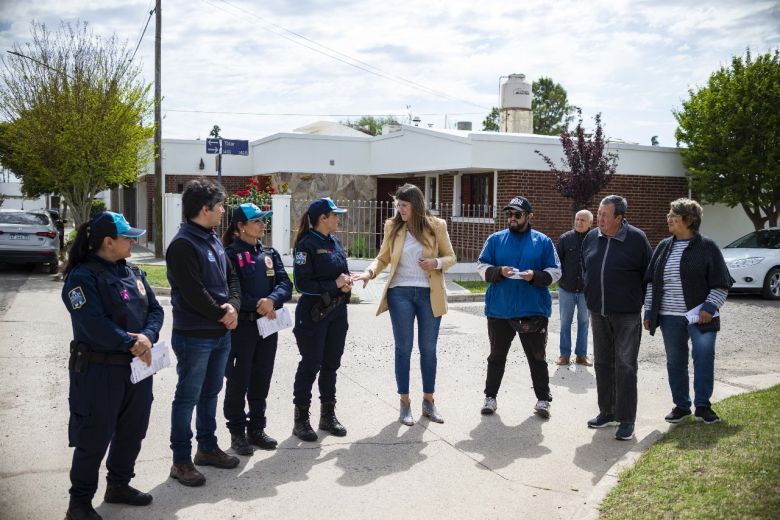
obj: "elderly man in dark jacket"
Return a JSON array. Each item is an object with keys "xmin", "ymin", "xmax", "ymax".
[
  {"xmin": 582, "ymin": 195, "xmax": 652, "ymax": 441},
  {"xmin": 556, "ymin": 209, "xmax": 593, "ymax": 366}
]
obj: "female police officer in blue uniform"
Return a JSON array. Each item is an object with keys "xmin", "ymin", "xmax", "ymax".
[
  {"xmin": 220, "ymin": 203, "xmax": 292, "ymax": 455},
  {"xmin": 291, "ymin": 197, "xmax": 352, "ymax": 442},
  {"xmin": 61, "ymin": 212, "xmax": 163, "ymax": 520}
]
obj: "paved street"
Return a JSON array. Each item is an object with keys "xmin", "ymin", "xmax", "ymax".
[{"xmin": 0, "ymin": 263, "xmax": 778, "ymax": 520}]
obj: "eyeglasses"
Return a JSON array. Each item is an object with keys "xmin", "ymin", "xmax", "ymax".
[
  {"xmin": 666, "ymin": 212, "xmax": 681, "ymax": 220},
  {"xmin": 505, "ymin": 210, "xmax": 526, "ymax": 219}
]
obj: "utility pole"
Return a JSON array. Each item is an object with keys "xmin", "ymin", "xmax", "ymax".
[{"xmin": 153, "ymin": 0, "xmax": 163, "ymax": 257}]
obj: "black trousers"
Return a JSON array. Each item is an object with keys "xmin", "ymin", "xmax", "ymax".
[
  {"xmin": 68, "ymin": 363, "xmax": 152, "ymax": 502},
  {"xmin": 292, "ymin": 300, "xmax": 349, "ymax": 407},
  {"xmin": 223, "ymin": 320, "xmax": 278, "ymax": 433},
  {"xmin": 484, "ymin": 317, "xmax": 552, "ymax": 402},
  {"xmin": 590, "ymin": 312, "xmax": 642, "ymax": 423}
]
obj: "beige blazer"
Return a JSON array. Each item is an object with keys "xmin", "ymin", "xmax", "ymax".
[{"xmin": 367, "ymin": 217, "xmax": 457, "ymax": 317}]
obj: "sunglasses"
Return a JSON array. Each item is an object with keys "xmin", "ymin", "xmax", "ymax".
[{"xmin": 505, "ymin": 210, "xmax": 526, "ymax": 219}]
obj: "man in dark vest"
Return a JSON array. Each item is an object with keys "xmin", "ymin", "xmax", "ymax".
[{"xmin": 167, "ymin": 178, "xmax": 242, "ymax": 487}]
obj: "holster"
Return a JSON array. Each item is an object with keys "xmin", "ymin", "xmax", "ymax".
[
  {"xmin": 68, "ymin": 340, "xmax": 91, "ymax": 373},
  {"xmin": 310, "ymin": 293, "xmax": 345, "ymax": 322}
]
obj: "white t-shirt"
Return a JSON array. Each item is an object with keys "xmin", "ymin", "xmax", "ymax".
[{"xmin": 389, "ymin": 231, "xmax": 430, "ymax": 288}]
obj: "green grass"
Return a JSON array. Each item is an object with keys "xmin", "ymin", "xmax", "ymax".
[
  {"xmin": 137, "ymin": 264, "xmax": 169, "ymax": 288},
  {"xmin": 454, "ymin": 280, "xmax": 559, "ymax": 293},
  {"xmin": 600, "ymin": 385, "xmax": 780, "ymax": 519},
  {"xmin": 137, "ymin": 264, "xmax": 297, "ymax": 292}
]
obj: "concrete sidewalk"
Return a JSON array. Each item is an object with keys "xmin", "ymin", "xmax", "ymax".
[{"xmin": 1, "ymin": 271, "xmax": 778, "ymax": 520}]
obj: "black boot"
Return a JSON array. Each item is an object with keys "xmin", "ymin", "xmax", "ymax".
[
  {"xmin": 319, "ymin": 401, "xmax": 347, "ymax": 437},
  {"xmin": 65, "ymin": 499, "xmax": 102, "ymax": 520},
  {"xmin": 230, "ymin": 431, "xmax": 254, "ymax": 456},
  {"xmin": 248, "ymin": 428, "xmax": 278, "ymax": 450},
  {"xmin": 104, "ymin": 483, "xmax": 152, "ymax": 506},
  {"xmin": 293, "ymin": 405, "xmax": 318, "ymax": 442}
]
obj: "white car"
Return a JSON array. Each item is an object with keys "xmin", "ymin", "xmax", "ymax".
[
  {"xmin": 721, "ymin": 227, "xmax": 780, "ymax": 300},
  {"xmin": 0, "ymin": 209, "xmax": 60, "ymax": 273}
]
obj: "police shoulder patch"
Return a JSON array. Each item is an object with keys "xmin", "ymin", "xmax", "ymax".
[
  {"xmin": 295, "ymin": 251, "xmax": 308, "ymax": 265},
  {"xmin": 68, "ymin": 287, "xmax": 87, "ymax": 310}
]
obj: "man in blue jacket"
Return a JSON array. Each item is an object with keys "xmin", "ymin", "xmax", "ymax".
[
  {"xmin": 582, "ymin": 195, "xmax": 652, "ymax": 441},
  {"xmin": 477, "ymin": 196, "xmax": 561, "ymax": 418}
]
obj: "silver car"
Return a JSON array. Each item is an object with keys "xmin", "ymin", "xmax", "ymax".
[
  {"xmin": 721, "ymin": 227, "xmax": 780, "ymax": 300},
  {"xmin": 0, "ymin": 209, "xmax": 60, "ymax": 273}
]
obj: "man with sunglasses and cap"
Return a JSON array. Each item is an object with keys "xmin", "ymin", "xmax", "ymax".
[
  {"xmin": 61, "ymin": 212, "xmax": 164, "ymax": 520},
  {"xmin": 220, "ymin": 203, "xmax": 292, "ymax": 455},
  {"xmin": 477, "ymin": 196, "xmax": 561, "ymax": 419}
]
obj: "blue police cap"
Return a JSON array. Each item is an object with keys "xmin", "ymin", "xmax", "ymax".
[
  {"xmin": 232, "ymin": 202, "xmax": 272, "ymax": 223},
  {"xmin": 89, "ymin": 211, "xmax": 146, "ymax": 239},
  {"xmin": 307, "ymin": 197, "xmax": 346, "ymax": 222}
]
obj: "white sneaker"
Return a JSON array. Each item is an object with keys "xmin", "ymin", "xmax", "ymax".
[
  {"xmin": 481, "ymin": 396, "xmax": 497, "ymax": 415},
  {"xmin": 534, "ymin": 400, "xmax": 551, "ymax": 419}
]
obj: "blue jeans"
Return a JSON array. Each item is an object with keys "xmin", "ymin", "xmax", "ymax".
[
  {"xmin": 658, "ymin": 315, "xmax": 717, "ymax": 409},
  {"xmin": 558, "ymin": 288, "xmax": 589, "ymax": 357},
  {"xmin": 170, "ymin": 331, "xmax": 231, "ymax": 464},
  {"xmin": 387, "ymin": 286, "xmax": 442, "ymax": 395}
]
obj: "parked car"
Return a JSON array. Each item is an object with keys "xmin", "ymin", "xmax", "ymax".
[
  {"xmin": 721, "ymin": 227, "xmax": 780, "ymax": 300},
  {"xmin": 0, "ymin": 209, "xmax": 60, "ymax": 273}
]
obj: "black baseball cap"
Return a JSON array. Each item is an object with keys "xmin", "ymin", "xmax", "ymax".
[{"xmin": 503, "ymin": 196, "xmax": 533, "ymax": 213}]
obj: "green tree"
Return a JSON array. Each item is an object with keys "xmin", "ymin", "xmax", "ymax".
[
  {"xmin": 482, "ymin": 107, "xmax": 499, "ymax": 131},
  {"xmin": 651, "ymin": 135, "xmax": 659, "ymax": 146},
  {"xmin": 674, "ymin": 49, "xmax": 780, "ymax": 229},
  {"xmin": 535, "ymin": 110, "xmax": 618, "ymax": 213},
  {"xmin": 209, "ymin": 124, "xmax": 221, "ymax": 138},
  {"xmin": 0, "ymin": 21, "xmax": 154, "ymax": 228},
  {"xmin": 532, "ymin": 77, "xmax": 575, "ymax": 135},
  {"xmin": 341, "ymin": 115, "xmax": 399, "ymax": 136}
]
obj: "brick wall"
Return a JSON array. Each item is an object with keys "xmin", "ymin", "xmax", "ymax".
[{"xmin": 164, "ymin": 174, "xmax": 271, "ymax": 194}]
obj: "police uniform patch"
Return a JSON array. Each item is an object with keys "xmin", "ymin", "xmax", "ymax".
[
  {"xmin": 264, "ymin": 255, "xmax": 274, "ymax": 269},
  {"xmin": 295, "ymin": 252, "xmax": 307, "ymax": 265},
  {"xmin": 68, "ymin": 287, "xmax": 87, "ymax": 309},
  {"xmin": 207, "ymin": 250, "xmax": 216, "ymax": 262},
  {"xmin": 136, "ymin": 279, "xmax": 147, "ymax": 296}
]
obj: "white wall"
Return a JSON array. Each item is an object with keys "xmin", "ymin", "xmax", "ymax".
[
  {"xmin": 253, "ymin": 134, "xmax": 371, "ymax": 175},
  {"xmin": 700, "ymin": 203, "xmax": 757, "ymax": 247},
  {"xmin": 0, "ymin": 182, "xmax": 47, "ymax": 210},
  {"xmin": 372, "ymin": 129, "xmax": 472, "ymax": 174}
]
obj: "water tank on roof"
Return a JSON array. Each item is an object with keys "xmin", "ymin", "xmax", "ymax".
[{"xmin": 501, "ymin": 74, "xmax": 532, "ymax": 110}]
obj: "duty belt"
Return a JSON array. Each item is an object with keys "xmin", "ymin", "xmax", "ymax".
[
  {"xmin": 88, "ymin": 351, "xmax": 134, "ymax": 365},
  {"xmin": 238, "ymin": 311, "xmax": 261, "ymax": 322}
]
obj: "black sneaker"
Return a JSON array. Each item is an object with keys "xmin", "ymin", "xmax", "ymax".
[
  {"xmin": 587, "ymin": 413, "xmax": 618, "ymax": 429},
  {"xmin": 695, "ymin": 406, "xmax": 721, "ymax": 424},
  {"xmin": 615, "ymin": 422, "xmax": 635, "ymax": 440},
  {"xmin": 664, "ymin": 407, "xmax": 692, "ymax": 424}
]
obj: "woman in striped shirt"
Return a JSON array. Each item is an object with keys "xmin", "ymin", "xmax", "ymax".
[{"xmin": 643, "ymin": 198, "xmax": 732, "ymax": 425}]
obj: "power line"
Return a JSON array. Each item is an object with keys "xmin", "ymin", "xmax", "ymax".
[
  {"xmin": 129, "ymin": 7, "xmax": 155, "ymax": 63},
  {"xmin": 165, "ymin": 108, "xmax": 484, "ymax": 117},
  {"xmin": 197, "ymin": 0, "xmax": 488, "ymax": 110}
]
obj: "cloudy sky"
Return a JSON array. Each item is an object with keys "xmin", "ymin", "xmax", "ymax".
[{"xmin": 1, "ymin": 0, "xmax": 777, "ymax": 146}]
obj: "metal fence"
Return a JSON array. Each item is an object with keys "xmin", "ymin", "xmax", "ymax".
[{"xmin": 290, "ymin": 199, "xmax": 503, "ymax": 261}]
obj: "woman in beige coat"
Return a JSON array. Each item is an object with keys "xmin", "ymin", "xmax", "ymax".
[{"xmin": 353, "ymin": 184, "xmax": 456, "ymax": 425}]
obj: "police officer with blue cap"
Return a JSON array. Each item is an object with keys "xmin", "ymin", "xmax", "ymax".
[
  {"xmin": 220, "ymin": 203, "xmax": 292, "ymax": 455},
  {"xmin": 291, "ymin": 197, "xmax": 352, "ymax": 442},
  {"xmin": 61, "ymin": 211, "xmax": 163, "ymax": 520}
]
